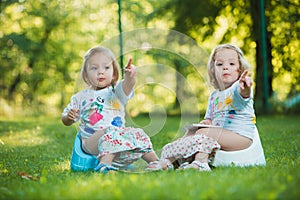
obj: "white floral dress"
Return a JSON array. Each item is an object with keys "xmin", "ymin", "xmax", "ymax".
[{"xmin": 62, "ymin": 80, "xmax": 154, "ymax": 166}]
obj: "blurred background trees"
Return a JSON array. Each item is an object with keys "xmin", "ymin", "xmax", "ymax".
[{"xmin": 0, "ymin": 0, "xmax": 299, "ymax": 118}]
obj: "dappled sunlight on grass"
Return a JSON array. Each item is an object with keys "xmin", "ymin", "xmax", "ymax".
[
  {"xmin": 51, "ymin": 159, "xmax": 71, "ymax": 172},
  {"xmin": 0, "ymin": 127, "xmax": 50, "ymax": 147}
]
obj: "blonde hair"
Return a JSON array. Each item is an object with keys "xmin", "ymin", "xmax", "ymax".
[
  {"xmin": 80, "ymin": 46, "xmax": 119, "ymax": 86},
  {"xmin": 207, "ymin": 44, "xmax": 251, "ymax": 89}
]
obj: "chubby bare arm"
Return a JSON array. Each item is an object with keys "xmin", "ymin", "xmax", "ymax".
[
  {"xmin": 239, "ymin": 70, "xmax": 253, "ymax": 98},
  {"xmin": 122, "ymin": 58, "xmax": 137, "ymax": 96},
  {"xmin": 61, "ymin": 108, "xmax": 79, "ymax": 126}
]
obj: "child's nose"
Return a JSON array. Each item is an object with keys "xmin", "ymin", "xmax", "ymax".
[
  {"xmin": 98, "ymin": 68, "xmax": 105, "ymax": 74},
  {"xmin": 223, "ymin": 64, "xmax": 229, "ymax": 70}
]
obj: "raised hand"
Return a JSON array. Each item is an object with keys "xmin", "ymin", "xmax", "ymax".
[
  {"xmin": 125, "ymin": 58, "xmax": 133, "ymax": 69},
  {"xmin": 239, "ymin": 70, "xmax": 253, "ymax": 98},
  {"xmin": 123, "ymin": 58, "xmax": 137, "ymax": 96},
  {"xmin": 124, "ymin": 58, "xmax": 137, "ymax": 78}
]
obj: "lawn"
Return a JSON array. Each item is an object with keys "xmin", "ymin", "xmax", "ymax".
[{"xmin": 0, "ymin": 115, "xmax": 299, "ymax": 199}]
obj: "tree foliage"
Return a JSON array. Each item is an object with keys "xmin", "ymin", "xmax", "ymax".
[
  {"xmin": 0, "ymin": 0, "xmax": 120, "ymax": 115},
  {"xmin": 0, "ymin": 0, "xmax": 299, "ymax": 117},
  {"xmin": 148, "ymin": 0, "xmax": 300, "ymax": 114}
]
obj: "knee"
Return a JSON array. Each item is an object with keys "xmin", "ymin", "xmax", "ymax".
[{"xmin": 195, "ymin": 128, "xmax": 209, "ymax": 136}]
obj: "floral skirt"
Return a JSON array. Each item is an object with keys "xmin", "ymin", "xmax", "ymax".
[
  {"xmin": 161, "ymin": 134, "xmax": 220, "ymax": 165},
  {"xmin": 98, "ymin": 126, "xmax": 153, "ymax": 166}
]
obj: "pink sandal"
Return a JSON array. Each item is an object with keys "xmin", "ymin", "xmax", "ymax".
[{"xmin": 145, "ymin": 159, "xmax": 174, "ymax": 171}]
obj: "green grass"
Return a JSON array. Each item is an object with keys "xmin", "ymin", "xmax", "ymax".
[{"xmin": 0, "ymin": 115, "xmax": 299, "ymax": 199}]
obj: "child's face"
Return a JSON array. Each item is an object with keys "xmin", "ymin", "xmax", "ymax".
[
  {"xmin": 214, "ymin": 48, "xmax": 240, "ymax": 89},
  {"xmin": 87, "ymin": 52, "xmax": 115, "ymax": 90}
]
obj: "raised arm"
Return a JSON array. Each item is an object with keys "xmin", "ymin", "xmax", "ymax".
[
  {"xmin": 122, "ymin": 58, "xmax": 137, "ymax": 96},
  {"xmin": 239, "ymin": 70, "xmax": 253, "ymax": 98}
]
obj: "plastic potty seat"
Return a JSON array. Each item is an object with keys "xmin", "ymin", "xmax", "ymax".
[
  {"xmin": 70, "ymin": 133, "xmax": 99, "ymax": 171},
  {"xmin": 211, "ymin": 127, "xmax": 266, "ymax": 167},
  {"xmin": 70, "ymin": 133, "xmax": 134, "ymax": 172}
]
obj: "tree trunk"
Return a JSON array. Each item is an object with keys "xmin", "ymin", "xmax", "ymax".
[
  {"xmin": 8, "ymin": 73, "xmax": 21, "ymax": 101},
  {"xmin": 250, "ymin": 0, "xmax": 273, "ymax": 115}
]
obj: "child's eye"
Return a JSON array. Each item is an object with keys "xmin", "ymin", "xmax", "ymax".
[
  {"xmin": 105, "ymin": 66, "xmax": 110, "ymax": 70},
  {"xmin": 216, "ymin": 63, "xmax": 222, "ymax": 67},
  {"xmin": 89, "ymin": 65, "xmax": 98, "ymax": 70}
]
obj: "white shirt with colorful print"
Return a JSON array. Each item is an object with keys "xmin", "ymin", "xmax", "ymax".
[
  {"xmin": 204, "ymin": 81, "xmax": 256, "ymax": 139},
  {"xmin": 63, "ymin": 80, "xmax": 133, "ymax": 138}
]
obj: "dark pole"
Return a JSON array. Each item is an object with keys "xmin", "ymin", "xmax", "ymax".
[
  {"xmin": 260, "ymin": 0, "xmax": 269, "ymax": 113},
  {"xmin": 118, "ymin": 0, "xmax": 124, "ymax": 78}
]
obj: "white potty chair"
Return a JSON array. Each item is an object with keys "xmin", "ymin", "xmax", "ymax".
[{"xmin": 211, "ymin": 127, "xmax": 266, "ymax": 167}]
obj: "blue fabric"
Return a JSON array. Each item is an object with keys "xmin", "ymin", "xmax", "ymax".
[{"xmin": 94, "ymin": 163, "xmax": 119, "ymax": 173}]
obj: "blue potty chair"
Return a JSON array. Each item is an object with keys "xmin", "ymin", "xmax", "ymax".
[
  {"xmin": 70, "ymin": 133, "xmax": 99, "ymax": 171},
  {"xmin": 70, "ymin": 133, "xmax": 134, "ymax": 172}
]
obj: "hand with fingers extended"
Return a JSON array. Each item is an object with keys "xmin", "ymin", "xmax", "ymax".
[
  {"xmin": 239, "ymin": 70, "xmax": 253, "ymax": 98},
  {"xmin": 124, "ymin": 58, "xmax": 137, "ymax": 80},
  {"xmin": 123, "ymin": 58, "xmax": 137, "ymax": 96}
]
